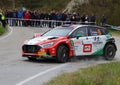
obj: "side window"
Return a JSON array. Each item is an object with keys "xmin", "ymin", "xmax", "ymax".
[
  {"xmin": 101, "ymin": 28, "xmax": 109, "ymax": 35},
  {"xmin": 88, "ymin": 27, "xmax": 98, "ymax": 36},
  {"xmin": 70, "ymin": 27, "xmax": 87, "ymax": 38},
  {"xmin": 88, "ymin": 26, "xmax": 103, "ymax": 36}
]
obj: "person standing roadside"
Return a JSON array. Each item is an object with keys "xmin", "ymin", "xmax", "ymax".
[
  {"xmin": 90, "ymin": 14, "xmax": 96, "ymax": 25},
  {"xmin": 23, "ymin": 10, "xmax": 30, "ymax": 26},
  {"xmin": 0, "ymin": 9, "xmax": 6, "ymax": 28},
  {"xmin": 100, "ymin": 14, "xmax": 106, "ymax": 26},
  {"xmin": 17, "ymin": 10, "xmax": 23, "ymax": 26}
]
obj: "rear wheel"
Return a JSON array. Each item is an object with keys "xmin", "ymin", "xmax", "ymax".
[
  {"xmin": 56, "ymin": 45, "xmax": 69, "ymax": 63},
  {"xmin": 104, "ymin": 44, "xmax": 116, "ymax": 60}
]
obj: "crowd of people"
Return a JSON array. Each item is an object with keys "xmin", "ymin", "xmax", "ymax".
[{"xmin": 1, "ymin": 9, "xmax": 106, "ymax": 28}]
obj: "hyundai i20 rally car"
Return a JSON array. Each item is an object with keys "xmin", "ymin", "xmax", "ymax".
[{"xmin": 22, "ymin": 24, "xmax": 117, "ymax": 63}]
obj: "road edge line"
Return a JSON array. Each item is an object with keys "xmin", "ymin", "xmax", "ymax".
[
  {"xmin": 16, "ymin": 63, "xmax": 68, "ymax": 85},
  {"xmin": 0, "ymin": 26, "xmax": 13, "ymax": 40}
]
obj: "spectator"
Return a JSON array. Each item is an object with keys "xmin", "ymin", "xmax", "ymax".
[
  {"xmin": 17, "ymin": 10, "xmax": 23, "ymax": 26},
  {"xmin": 100, "ymin": 14, "xmax": 106, "ymax": 26},
  {"xmin": 61, "ymin": 12, "xmax": 67, "ymax": 24},
  {"xmin": 85, "ymin": 15, "xmax": 89, "ymax": 24},
  {"xmin": 12, "ymin": 9, "xmax": 18, "ymax": 26},
  {"xmin": 49, "ymin": 10, "xmax": 56, "ymax": 28},
  {"xmin": 44, "ymin": 11, "xmax": 49, "ymax": 27},
  {"xmin": 0, "ymin": 9, "xmax": 6, "ymax": 27},
  {"xmin": 7, "ymin": 10, "xmax": 14, "ymax": 26},
  {"xmin": 75, "ymin": 13, "xmax": 81, "ymax": 24},
  {"xmin": 29, "ymin": 10, "xmax": 35, "ymax": 27},
  {"xmin": 90, "ymin": 14, "xmax": 96, "ymax": 25},
  {"xmin": 70, "ymin": 15, "xmax": 76, "ymax": 24},
  {"xmin": 40, "ymin": 10, "xmax": 45, "ymax": 27},
  {"xmin": 81, "ymin": 14, "xmax": 86, "ymax": 24},
  {"xmin": 23, "ymin": 10, "xmax": 30, "ymax": 26},
  {"xmin": 56, "ymin": 11, "xmax": 62, "ymax": 26}
]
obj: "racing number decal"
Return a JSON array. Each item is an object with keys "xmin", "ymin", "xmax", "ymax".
[{"xmin": 83, "ymin": 44, "xmax": 92, "ymax": 52}]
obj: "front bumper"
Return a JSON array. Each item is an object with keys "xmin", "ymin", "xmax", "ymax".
[{"xmin": 22, "ymin": 45, "xmax": 55, "ymax": 58}]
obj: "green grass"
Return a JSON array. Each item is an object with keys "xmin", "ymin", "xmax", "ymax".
[
  {"xmin": 0, "ymin": 26, "xmax": 7, "ymax": 35},
  {"xmin": 108, "ymin": 29, "xmax": 120, "ymax": 36},
  {"xmin": 44, "ymin": 62, "xmax": 120, "ymax": 85}
]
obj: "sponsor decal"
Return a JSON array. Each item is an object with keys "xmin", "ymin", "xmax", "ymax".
[
  {"xmin": 93, "ymin": 42, "xmax": 103, "ymax": 44},
  {"xmin": 83, "ymin": 44, "xmax": 92, "ymax": 52},
  {"xmin": 93, "ymin": 36, "xmax": 103, "ymax": 44},
  {"xmin": 38, "ymin": 52, "xmax": 46, "ymax": 55},
  {"xmin": 94, "ymin": 37, "xmax": 100, "ymax": 41},
  {"xmin": 74, "ymin": 41, "xmax": 81, "ymax": 45}
]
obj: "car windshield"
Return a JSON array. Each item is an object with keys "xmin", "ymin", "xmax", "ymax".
[{"xmin": 43, "ymin": 27, "xmax": 73, "ymax": 36}]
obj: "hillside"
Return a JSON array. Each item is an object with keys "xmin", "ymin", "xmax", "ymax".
[
  {"xmin": 72, "ymin": 0, "xmax": 120, "ymax": 25},
  {"xmin": 0, "ymin": 0, "xmax": 70, "ymax": 11}
]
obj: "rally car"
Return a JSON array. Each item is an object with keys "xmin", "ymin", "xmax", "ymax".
[{"xmin": 22, "ymin": 24, "xmax": 117, "ymax": 63}]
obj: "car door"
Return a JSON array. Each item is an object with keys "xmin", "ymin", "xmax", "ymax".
[
  {"xmin": 69, "ymin": 26, "xmax": 93, "ymax": 56},
  {"xmin": 87, "ymin": 26, "xmax": 107, "ymax": 55}
]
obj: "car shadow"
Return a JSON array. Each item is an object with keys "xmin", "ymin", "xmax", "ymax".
[
  {"xmin": 70, "ymin": 55, "xmax": 105, "ymax": 62},
  {"xmin": 22, "ymin": 55, "xmax": 105, "ymax": 64},
  {"xmin": 22, "ymin": 58, "xmax": 59, "ymax": 64}
]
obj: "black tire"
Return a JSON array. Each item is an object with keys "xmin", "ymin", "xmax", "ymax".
[
  {"xmin": 56, "ymin": 45, "xmax": 69, "ymax": 63},
  {"xmin": 27, "ymin": 57, "xmax": 37, "ymax": 61},
  {"xmin": 104, "ymin": 44, "xmax": 116, "ymax": 60}
]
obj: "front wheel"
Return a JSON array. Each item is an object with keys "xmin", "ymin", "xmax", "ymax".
[
  {"xmin": 27, "ymin": 57, "xmax": 37, "ymax": 61},
  {"xmin": 104, "ymin": 44, "xmax": 116, "ymax": 60},
  {"xmin": 56, "ymin": 45, "xmax": 69, "ymax": 63}
]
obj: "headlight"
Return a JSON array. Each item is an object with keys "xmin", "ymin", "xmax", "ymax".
[{"xmin": 40, "ymin": 42, "xmax": 55, "ymax": 48}]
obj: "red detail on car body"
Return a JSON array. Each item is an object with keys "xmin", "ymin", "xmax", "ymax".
[
  {"xmin": 22, "ymin": 36, "xmax": 74, "ymax": 58},
  {"xmin": 83, "ymin": 44, "xmax": 92, "ymax": 52}
]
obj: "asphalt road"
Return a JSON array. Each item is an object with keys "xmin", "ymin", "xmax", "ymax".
[{"xmin": 0, "ymin": 26, "xmax": 119, "ymax": 85}]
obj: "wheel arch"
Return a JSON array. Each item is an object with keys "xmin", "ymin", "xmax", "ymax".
[
  {"xmin": 56, "ymin": 43, "xmax": 70, "ymax": 55},
  {"xmin": 104, "ymin": 42, "xmax": 117, "ymax": 52}
]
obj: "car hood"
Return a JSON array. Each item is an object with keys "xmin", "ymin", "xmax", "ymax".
[{"xmin": 26, "ymin": 36, "xmax": 58, "ymax": 45}]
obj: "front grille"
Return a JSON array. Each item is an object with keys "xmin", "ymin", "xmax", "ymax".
[{"xmin": 22, "ymin": 45, "xmax": 41, "ymax": 53}]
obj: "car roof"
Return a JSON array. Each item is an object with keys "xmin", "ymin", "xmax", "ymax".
[
  {"xmin": 61, "ymin": 24, "xmax": 87, "ymax": 29},
  {"xmin": 61, "ymin": 24, "xmax": 107, "ymax": 29}
]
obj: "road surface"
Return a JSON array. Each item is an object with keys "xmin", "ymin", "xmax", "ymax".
[{"xmin": 0, "ymin": 26, "xmax": 119, "ymax": 85}]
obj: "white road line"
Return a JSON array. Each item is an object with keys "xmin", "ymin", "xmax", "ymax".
[
  {"xmin": 16, "ymin": 63, "xmax": 68, "ymax": 85},
  {"xmin": 0, "ymin": 26, "xmax": 13, "ymax": 40}
]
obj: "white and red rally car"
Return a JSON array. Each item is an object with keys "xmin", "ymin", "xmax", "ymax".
[{"xmin": 22, "ymin": 24, "xmax": 117, "ymax": 63}]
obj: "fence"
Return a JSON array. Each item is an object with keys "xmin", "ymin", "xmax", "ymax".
[{"xmin": 6, "ymin": 18, "xmax": 96, "ymax": 28}]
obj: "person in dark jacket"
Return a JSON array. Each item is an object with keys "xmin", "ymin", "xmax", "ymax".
[
  {"xmin": 100, "ymin": 14, "xmax": 106, "ymax": 26},
  {"xmin": 40, "ymin": 10, "xmax": 45, "ymax": 27},
  {"xmin": 12, "ymin": 9, "xmax": 18, "ymax": 26},
  {"xmin": 5, "ymin": 10, "xmax": 13, "ymax": 26},
  {"xmin": 90, "ymin": 14, "xmax": 96, "ymax": 25},
  {"xmin": 49, "ymin": 10, "xmax": 56, "ymax": 28},
  {"xmin": 56, "ymin": 11, "xmax": 62, "ymax": 26},
  {"xmin": 81, "ymin": 14, "xmax": 86, "ymax": 24}
]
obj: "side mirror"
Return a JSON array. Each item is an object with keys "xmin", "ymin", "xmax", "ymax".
[{"xmin": 75, "ymin": 33, "xmax": 82, "ymax": 39}]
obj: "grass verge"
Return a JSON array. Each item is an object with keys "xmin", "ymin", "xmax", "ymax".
[
  {"xmin": 45, "ymin": 62, "xmax": 120, "ymax": 85},
  {"xmin": 108, "ymin": 29, "xmax": 120, "ymax": 36},
  {"xmin": 0, "ymin": 26, "xmax": 7, "ymax": 35}
]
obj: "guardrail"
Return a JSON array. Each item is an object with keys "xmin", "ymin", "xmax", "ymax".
[{"xmin": 6, "ymin": 18, "xmax": 96, "ymax": 28}]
